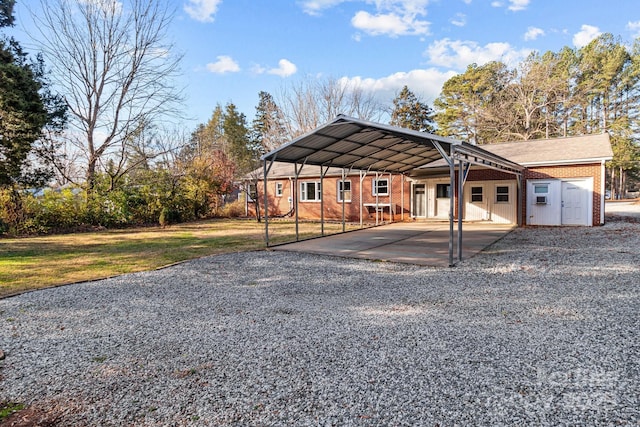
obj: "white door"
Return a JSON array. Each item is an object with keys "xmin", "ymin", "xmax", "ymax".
[
  {"xmin": 413, "ymin": 184, "xmax": 426, "ymax": 217},
  {"xmin": 435, "ymin": 182, "xmax": 450, "ymax": 218},
  {"xmin": 561, "ymin": 181, "xmax": 589, "ymax": 225},
  {"xmin": 465, "ymin": 184, "xmax": 488, "ymax": 221}
]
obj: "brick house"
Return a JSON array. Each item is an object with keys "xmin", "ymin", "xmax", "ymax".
[{"xmin": 250, "ymin": 117, "xmax": 613, "ymax": 227}]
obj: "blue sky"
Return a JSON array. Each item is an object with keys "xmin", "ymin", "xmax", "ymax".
[{"xmin": 10, "ymin": 0, "xmax": 640, "ymax": 129}]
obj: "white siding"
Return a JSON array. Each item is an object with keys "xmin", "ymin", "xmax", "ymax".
[{"xmin": 463, "ymin": 181, "xmax": 517, "ymax": 224}]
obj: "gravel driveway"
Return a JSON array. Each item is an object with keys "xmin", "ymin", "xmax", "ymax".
[{"xmin": 1, "ymin": 211, "xmax": 639, "ymax": 425}]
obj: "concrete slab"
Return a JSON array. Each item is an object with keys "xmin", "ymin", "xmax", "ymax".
[{"xmin": 272, "ymin": 222, "xmax": 515, "ymax": 267}]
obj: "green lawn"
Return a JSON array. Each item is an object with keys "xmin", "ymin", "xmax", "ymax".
[{"xmin": 0, "ymin": 219, "xmax": 358, "ymax": 298}]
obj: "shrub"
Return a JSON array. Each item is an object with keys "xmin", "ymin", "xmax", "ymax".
[{"xmin": 218, "ymin": 199, "xmax": 245, "ymax": 218}]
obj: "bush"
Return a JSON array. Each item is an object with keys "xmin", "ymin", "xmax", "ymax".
[{"xmin": 218, "ymin": 199, "xmax": 245, "ymax": 218}]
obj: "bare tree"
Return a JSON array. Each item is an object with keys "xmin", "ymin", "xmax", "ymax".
[
  {"xmin": 33, "ymin": 0, "xmax": 183, "ymax": 192},
  {"xmin": 278, "ymin": 76, "xmax": 384, "ymax": 138}
]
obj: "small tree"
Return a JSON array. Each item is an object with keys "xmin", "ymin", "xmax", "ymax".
[{"xmin": 389, "ymin": 85, "xmax": 435, "ymax": 133}]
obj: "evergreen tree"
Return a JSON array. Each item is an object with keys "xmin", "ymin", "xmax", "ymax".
[
  {"xmin": 251, "ymin": 91, "xmax": 287, "ymax": 154},
  {"xmin": 0, "ymin": 1, "xmax": 66, "ymax": 187},
  {"xmin": 435, "ymin": 62, "xmax": 510, "ymax": 144},
  {"xmin": 389, "ymin": 85, "xmax": 435, "ymax": 133},
  {"xmin": 224, "ymin": 102, "xmax": 255, "ymax": 175}
]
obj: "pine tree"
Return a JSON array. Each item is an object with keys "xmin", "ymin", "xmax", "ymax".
[
  {"xmin": 0, "ymin": 1, "xmax": 66, "ymax": 187},
  {"xmin": 251, "ymin": 91, "xmax": 287, "ymax": 154},
  {"xmin": 389, "ymin": 86, "xmax": 435, "ymax": 133}
]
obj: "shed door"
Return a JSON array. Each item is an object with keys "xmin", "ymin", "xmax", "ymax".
[
  {"xmin": 413, "ymin": 184, "xmax": 426, "ymax": 218},
  {"xmin": 561, "ymin": 181, "xmax": 589, "ymax": 225}
]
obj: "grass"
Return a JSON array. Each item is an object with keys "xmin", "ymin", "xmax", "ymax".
[{"xmin": 0, "ymin": 218, "xmax": 360, "ymax": 298}]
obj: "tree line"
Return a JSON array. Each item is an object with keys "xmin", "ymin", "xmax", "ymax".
[{"xmin": 0, "ymin": 0, "xmax": 638, "ymax": 234}]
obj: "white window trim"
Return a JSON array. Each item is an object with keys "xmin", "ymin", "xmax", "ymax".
[
  {"xmin": 372, "ymin": 178, "xmax": 389, "ymax": 196},
  {"xmin": 300, "ymin": 181, "xmax": 322, "ymax": 202},
  {"xmin": 275, "ymin": 182, "xmax": 283, "ymax": 197},
  {"xmin": 495, "ymin": 185, "xmax": 510, "ymax": 203},
  {"xmin": 471, "ymin": 186, "xmax": 483, "ymax": 203},
  {"xmin": 338, "ymin": 180, "xmax": 352, "ymax": 203}
]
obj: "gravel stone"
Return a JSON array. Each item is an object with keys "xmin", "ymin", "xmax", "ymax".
[{"xmin": 1, "ymin": 211, "xmax": 639, "ymax": 426}]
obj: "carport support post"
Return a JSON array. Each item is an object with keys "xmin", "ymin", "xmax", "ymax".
[
  {"xmin": 401, "ymin": 174, "xmax": 404, "ymax": 221},
  {"xmin": 449, "ymin": 148, "xmax": 455, "ymax": 267},
  {"xmin": 341, "ymin": 168, "xmax": 346, "ymax": 232},
  {"xmin": 320, "ymin": 165, "xmax": 325, "ymax": 236},
  {"xmin": 294, "ymin": 162, "xmax": 301, "ymax": 241},
  {"xmin": 458, "ymin": 158, "xmax": 464, "ymax": 262},
  {"xmin": 375, "ymin": 171, "xmax": 379, "ymax": 225},
  {"xmin": 359, "ymin": 170, "xmax": 366, "ymax": 228},
  {"xmin": 264, "ymin": 160, "xmax": 269, "ymax": 247},
  {"xmin": 263, "ymin": 157, "xmax": 276, "ymax": 247}
]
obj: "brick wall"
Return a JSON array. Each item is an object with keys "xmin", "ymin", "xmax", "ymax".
[
  {"xmin": 253, "ymin": 162, "xmax": 604, "ymax": 226},
  {"xmin": 251, "ymin": 174, "xmax": 413, "ymax": 222}
]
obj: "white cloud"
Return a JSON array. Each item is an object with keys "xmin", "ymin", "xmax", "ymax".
[
  {"xmin": 573, "ymin": 24, "xmax": 601, "ymax": 48},
  {"xmin": 351, "ymin": 10, "xmax": 430, "ymax": 36},
  {"xmin": 450, "ymin": 13, "xmax": 466, "ymax": 27},
  {"xmin": 184, "ymin": 0, "xmax": 222, "ymax": 23},
  {"xmin": 490, "ymin": 0, "xmax": 528, "ymax": 11},
  {"xmin": 298, "ymin": 0, "xmax": 346, "ymax": 16},
  {"xmin": 338, "ymin": 68, "xmax": 458, "ymax": 105},
  {"xmin": 268, "ymin": 59, "xmax": 298, "ymax": 77},
  {"xmin": 627, "ymin": 20, "xmax": 640, "ymax": 38},
  {"xmin": 206, "ymin": 55, "xmax": 240, "ymax": 74},
  {"xmin": 462, "ymin": 0, "xmax": 472, "ymax": 4},
  {"xmin": 425, "ymin": 38, "xmax": 531, "ymax": 70},
  {"xmin": 300, "ymin": 1, "xmax": 431, "ymax": 37},
  {"xmin": 507, "ymin": 0, "xmax": 529, "ymax": 11},
  {"xmin": 524, "ymin": 26, "xmax": 544, "ymax": 41}
]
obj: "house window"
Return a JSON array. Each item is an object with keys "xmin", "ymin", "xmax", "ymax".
[
  {"xmin": 300, "ymin": 181, "xmax": 321, "ymax": 202},
  {"xmin": 338, "ymin": 180, "xmax": 351, "ymax": 202},
  {"xmin": 534, "ymin": 184, "xmax": 549, "ymax": 194},
  {"xmin": 496, "ymin": 186, "xmax": 509, "ymax": 203},
  {"xmin": 436, "ymin": 183, "xmax": 450, "ymax": 198},
  {"xmin": 471, "ymin": 186, "xmax": 483, "ymax": 203},
  {"xmin": 247, "ymin": 183, "xmax": 257, "ymax": 202},
  {"xmin": 372, "ymin": 178, "xmax": 389, "ymax": 196},
  {"xmin": 275, "ymin": 182, "xmax": 283, "ymax": 197}
]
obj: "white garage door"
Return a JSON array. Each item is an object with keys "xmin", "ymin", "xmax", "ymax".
[{"xmin": 561, "ymin": 180, "xmax": 590, "ymax": 225}]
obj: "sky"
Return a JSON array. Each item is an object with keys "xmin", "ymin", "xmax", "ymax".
[{"xmin": 9, "ymin": 0, "xmax": 640, "ymax": 130}]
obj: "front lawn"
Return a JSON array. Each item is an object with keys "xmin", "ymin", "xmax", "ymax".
[{"xmin": 0, "ymin": 219, "xmax": 357, "ymax": 298}]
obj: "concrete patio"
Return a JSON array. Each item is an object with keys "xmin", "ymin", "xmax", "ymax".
[{"xmin": 272, "ymin": 221, "xmax": 515, "ymax": 266}]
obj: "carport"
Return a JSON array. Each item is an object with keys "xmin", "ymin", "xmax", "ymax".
[{"xmin": 261, "ymin": 115, "xmax": 523, "ymax": 266}]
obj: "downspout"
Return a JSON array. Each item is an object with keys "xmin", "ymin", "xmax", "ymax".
[{"xmin": 600, "ymin": 159, "xmax": 606, "ymax": 225}]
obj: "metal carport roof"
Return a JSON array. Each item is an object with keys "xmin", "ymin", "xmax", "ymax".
[
  {"xmin": 260, "ymin": 115, "xmax": 524, "ymax": 266},
  {"xmin": 261, "ymin": 115, "xmax": 523, "ymax": 175}
]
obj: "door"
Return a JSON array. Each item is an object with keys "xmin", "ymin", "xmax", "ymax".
[
  {"xmin": 435, "ymin": 183, "xmax": 450, "ymax": 218},
  {"xmin": 465, "ymin": 184, "xmax": 488, "ymax": 221},
  {"xmin": 561, "ymin": 181, "xmax": 589, "ymax": 225},
  {"xmin": 413, "ymin": 184, "xmax": 426, "ymax": 218}
]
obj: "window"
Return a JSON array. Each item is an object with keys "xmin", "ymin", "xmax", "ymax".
[
  {"xmin": 471, "ymin": 186, "xmax": 483, "ymax": 203},
  {"xmin": 496, "ymin": 186, "xmax": 509, "ymax": 203},
  {"xmin": 534, "ymin": 184, "xmax": 549, "ymax": 194},
  {"xmin": 300, "ymin": 181, "xmax": 321, "ymax": 202},
  {"xmin": 337, "ymin": 180, "xmax": 351, "ymax": 202},
  {"xmin": 436, "ymin": 183, "xmax": 450, "ymax": 198},
  {"xmin": 372, "ymin": 178, "xmax": 389, "ymax": 196},
  {"xmin": 275, "ymin": 182, "xmax": 283, "ymax": 197},
  {"xmin": 247, "ymin": 183, "xmax": 257, "ymax": 202}
]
